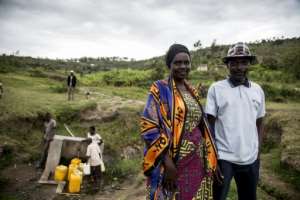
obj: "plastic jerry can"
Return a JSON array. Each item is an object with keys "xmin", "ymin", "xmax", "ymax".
[
  {"xmin": 54, "ymin": 165, "xmax": 68, "ymax": 181},
  {"xmin": 71, "ymin": 158, "xmax": 81, "ymax": 165},
  {"xmin": 68, "ymin": 172, "xmax": 81, "ymax": 193},
  {"xmin": 68, "ymin": 164, "xmax": 78, "ymax": 180}
]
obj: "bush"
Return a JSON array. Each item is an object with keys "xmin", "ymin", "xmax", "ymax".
[
  {"xmin": 261, "ymin": 56, "xmax": 280, "ymax": 69},
  {"xmin": 29, "ymin": 69, "xmax": 47, "ymax": 78},
  {"xmin": 49, "ymin": 84, "xmax": 67, "ymax": 93},
  {"xmin": 102, "ymin": 69, "xmax": 152, "ymax": 87},
  {"xmin": 249, "ymin": 66, "xmax": 295, "ymax": 83},
  {"xmin": 261, "ymin": 83, "xmax": 300, "ymax": 101},
  {"xmin": 105, "ymin": 158, "xmax": 140, "ymax": 179}
]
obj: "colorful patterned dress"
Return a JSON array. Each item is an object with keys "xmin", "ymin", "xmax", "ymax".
[
  {"xmin": 141, "ymin": 78, "xmax": 217, "ymax": 200},
  {"xmin": 176, "ymin": 89, "xmax": 213, "ymax": 200}
]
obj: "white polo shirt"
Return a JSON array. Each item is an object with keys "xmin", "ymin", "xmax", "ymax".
[{"xmin": 205, "ymin": 79, "xmax": 265, "ymax": 165}]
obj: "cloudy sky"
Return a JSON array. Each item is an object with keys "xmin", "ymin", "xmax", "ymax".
[{"xmin": 0, "ymin": 0, "xmax": 300, "ymax": 60}]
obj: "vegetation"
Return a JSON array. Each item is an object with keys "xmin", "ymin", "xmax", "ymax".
[{"xmin": 0, "ymin": 36, "xmax": 300, "ymax": 199}]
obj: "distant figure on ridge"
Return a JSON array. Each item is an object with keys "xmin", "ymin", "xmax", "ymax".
[{"xmin": 67, "ymin": 70, "xmax": 77, "ymax": 101}]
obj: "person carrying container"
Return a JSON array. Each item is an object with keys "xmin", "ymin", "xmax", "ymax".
[{"xmin": 86, "ymin": 138, "xmax": 103, "ymax": 192}]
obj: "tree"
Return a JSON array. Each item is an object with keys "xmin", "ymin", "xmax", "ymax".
[
  {"xmin": 282, "ymin": 47, "xmax": 300, "ymax": 79},
  {"xmin": 193, "ymin": 40, "xmax": 202, "ymax": 49},
  {"xmin": 150, "ymin": 60, "xmax": 165, "ymax": 81},
  {"xmin": 193, "ymin": 40, "xmax": 203, "ymax": 67}
]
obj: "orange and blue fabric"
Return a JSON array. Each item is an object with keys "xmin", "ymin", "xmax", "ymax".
[{"xmin": 140, "ymin": 77, "xmax": 218, "ymax": 200}]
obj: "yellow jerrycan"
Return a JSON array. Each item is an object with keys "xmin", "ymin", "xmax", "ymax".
[
  {"xmin": 68, "ymin": 171, "xmax": 81, "ymax": 193},
  {"xmin": 71, "ymin": 158, "xmax": 81, "ymax": 165},
  {"xmin": 54, "ymin": 165, "xmax": 68, "ymax": 181},
  {"xmin": 68, "ymin": 164, "xmax": 78, "ymax": 180}
]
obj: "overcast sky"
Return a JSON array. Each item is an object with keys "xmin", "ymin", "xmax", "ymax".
[{"xmin": 0, "ymin": 0, "xmax": 300, "ymax": 60}]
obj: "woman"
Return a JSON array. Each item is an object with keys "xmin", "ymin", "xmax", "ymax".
[{"xmin": 141, "ymin": 44, "xmax": 218, "ymax": 200}]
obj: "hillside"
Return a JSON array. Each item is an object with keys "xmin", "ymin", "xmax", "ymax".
[{"xmin": 0, "ymin": 37, "xmax": 300, "ymax": 200}]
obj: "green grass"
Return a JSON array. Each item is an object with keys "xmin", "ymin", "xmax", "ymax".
[
  {"xmin": 0, "ymin": 72, "xmax": 144, "ymax": 166},
  {"xmin": 79, "ymin": 68, "xmax": 153, "ymax": 87},
  {"xmin": 1, "ymin": 69, "xmax": 300, "ymax": 199},
  {"xmin": 0, "ymin": 73, "xmax": 98, "ymax": 121},
  {"xmin": 269, "ymin": 148, "xmax": 300, "ymax": 190}
]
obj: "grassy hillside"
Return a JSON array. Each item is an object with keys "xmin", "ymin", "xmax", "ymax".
[{"xmin": 1, "ymin": 37, "xmax": 300, "ymax": 199}]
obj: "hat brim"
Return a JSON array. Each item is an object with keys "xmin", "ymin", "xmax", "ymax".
[{"xmin": 223, "ymin": 55, "xmax": 256, "ymax": 64}]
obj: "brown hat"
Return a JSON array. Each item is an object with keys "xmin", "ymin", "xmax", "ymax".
[{"xmin": 223, "ymin": 42, "xmax": 256, "ymax": 64}]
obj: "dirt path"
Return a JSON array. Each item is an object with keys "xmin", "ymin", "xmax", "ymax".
[
  {"xmin": 0, "ymin": 163, "xmax": 146, "ymax": 200},
  {"xmin": 80, "ymin": 88, "xmax": 144, "ymax": 122}
]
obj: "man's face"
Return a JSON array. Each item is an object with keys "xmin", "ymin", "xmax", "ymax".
[
  {"xmin": 227, "ymin": 58, "xmax": 250, "ymax": 81},
  {"xmin": 170, "ymin": 52, "xmax": 191, "ymax": 81}
]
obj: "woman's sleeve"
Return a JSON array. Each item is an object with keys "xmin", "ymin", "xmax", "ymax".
[{"xmin": 140, "ymin": 83, "xmax": 169, "ymax": 176}]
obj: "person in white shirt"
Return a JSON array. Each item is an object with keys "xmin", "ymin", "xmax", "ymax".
[
  {"xmin": 86, "ymin": 138, "xmax": 102, "ymax": 191},
  {"xmin": 206, "ymin": 43, "xmax": 265, "ymax": 200},
  {"xmin": 87, "ymin": 126, "xmax": 104, "ymax": 154}
]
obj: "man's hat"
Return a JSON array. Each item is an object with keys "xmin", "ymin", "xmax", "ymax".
[
  {"xmin": 223, "ymin": 42, "xmax": 256, "ymax": 64},
  {"xmin": 70, "ymin": 70, "xmax": 74, "ymax": 73}
]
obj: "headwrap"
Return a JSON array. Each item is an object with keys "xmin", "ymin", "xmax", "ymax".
[{"xmin": 165, "ymin": 44, "xmax": 190, "ymax": 68}]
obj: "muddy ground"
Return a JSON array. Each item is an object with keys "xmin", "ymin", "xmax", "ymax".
[{"xmin": 0, "ymin": 163, "xmax": 146, "ymax": 200}]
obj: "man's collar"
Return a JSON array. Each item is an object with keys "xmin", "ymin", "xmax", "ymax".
[{"xmin": 228, "ymin": 77, "xmax": 250, "ymax": 88}]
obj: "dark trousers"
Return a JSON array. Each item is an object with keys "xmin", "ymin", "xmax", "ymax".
[
  {"xmin": 39, "ymin": 139, "xmax": 51, "ymax": 168},
  {"xmin": 213, "ymin": 159, "xmax": 260, "ymax": 200},
  {"xmin": 90, "ymin": 165, "xmax": 102, "ymax": 190}
]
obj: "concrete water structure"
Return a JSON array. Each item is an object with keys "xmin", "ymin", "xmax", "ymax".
[{"xmin": 39, "ymin": 135, "xmax": 88, "ymax": 184}]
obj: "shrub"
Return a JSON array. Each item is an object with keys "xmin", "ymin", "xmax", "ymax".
[
  {"xmin": 261, "ymin": 83, "xmax": 300, "ymax": 101},
  {"xmin": 49, "ymin": 84, "xmax": 67, "ymax": 93}
]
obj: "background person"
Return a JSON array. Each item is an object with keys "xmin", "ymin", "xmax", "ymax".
[
  {"xmin": 87, "ymin": 126, "xmax": 104, "ymax": 154},
  {"xmin": 85, "ymin": 138, "xmax": 102, "ymax": 192},
  {"xmin": 67, "ymin": 70, "xmax": 77, "ymax": 101},
  {"xmin": 37, "ymin": 112, "xmax": 56, "ymax": 169}
]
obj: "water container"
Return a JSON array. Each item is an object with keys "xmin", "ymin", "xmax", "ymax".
[
  {"xmin": 78, "ymin": 163, "xmax": 84, "ymax": 172},
  {"xmin": 75, "ymin": 169, "xmax": 83, "ymax": 183},
  {"xmin": 71, "ymin": 158, "xmax": 81, "ymax": 165},
  {"xmin": 54, "ymin": 165, "xmax": 68, "ymax": 181},
  {"xmin": 68, "ymin": 164, "xmax": 78, "ymax": 180},
  {"xmin": 68, "ymin": 172, "xmax": 81, "ymax": 193}
]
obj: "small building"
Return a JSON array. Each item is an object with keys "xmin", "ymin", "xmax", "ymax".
[{"xmin": 196, "ymin": 64, "xmax": 208, "ymax": 72}]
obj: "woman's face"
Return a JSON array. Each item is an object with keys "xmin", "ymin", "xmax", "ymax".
[{"xmin": 170, "ymin": 52, "xmax": 191, "ymax": 81}]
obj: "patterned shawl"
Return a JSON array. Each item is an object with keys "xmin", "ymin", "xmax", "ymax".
[{"xmin": 140, "ymin": 77, "xmax": 218, "ymax": 200}]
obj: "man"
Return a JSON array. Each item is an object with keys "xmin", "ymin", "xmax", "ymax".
[
  {"xmin": 205, "ymin": 42, "xmax": 265, "ymax": 200},
  {"xmin": 37, "ymin": 112, "xmax": 57, "ymax": 168},
  {"xmin": 67, "ymin": 70, "xmax": 77, "ymax": 101}
]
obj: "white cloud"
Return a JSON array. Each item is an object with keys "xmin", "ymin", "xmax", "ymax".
[{"xmin": 0, "ymin": 0, "xmax": 299, "ymax": 59}]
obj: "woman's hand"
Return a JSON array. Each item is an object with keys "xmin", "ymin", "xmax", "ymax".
[{"xmin": 163, "ymin": 155, "xmax": 177, "ymax": 192}]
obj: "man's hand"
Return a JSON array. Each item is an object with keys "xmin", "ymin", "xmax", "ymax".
[
  {"xmin": 214, "ymin": 165, "xmax": 224, "ymax": 186},
  {"xmin": 256, "ymin": 117, "xmax": 264, "ymax": 160}
]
